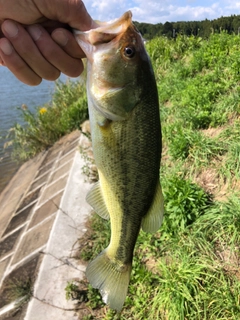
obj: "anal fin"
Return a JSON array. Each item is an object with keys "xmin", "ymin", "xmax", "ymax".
[
  {"xmin": 86, "ymin": 181, "xmax": 110, "ymax": 220},
  {"xmin": 141, "ymin": 182, "xmax": 164, "ymax": 233}
]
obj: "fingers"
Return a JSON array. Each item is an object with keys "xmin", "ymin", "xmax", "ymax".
[
  {"xmin": 68, "ymin": 0, "xmax": 98, "ymax": 30},
  {"xmin": 51, "ymin": 28, "xmax": 85, "ymax": 59},
  {"xmin": 28, "ymin": 26, "xmax": 84, "ymax": 77},
  {"xmin": 35, "ymin": 0, "xmax": 97, "ymax": 31},
  {"xmin": 0, "ymin": 20, "xmax": 60, "ymax": 85},
  {"xmin": 0, "ymin": 38, "xmax": 42, "ymax": 85},
  {"xmin": 0, "ymin": 20, "xmax": 86, "ymax": 85}
]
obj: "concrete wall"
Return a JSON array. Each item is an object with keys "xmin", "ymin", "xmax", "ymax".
[{"xmin": 0, "ymin": 130, "xmax": 93, "ymax": 320}]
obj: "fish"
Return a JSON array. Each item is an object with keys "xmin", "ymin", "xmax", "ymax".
[{"xmin": 74, "ymin": 11, "xmax": 164, "ymax": 312}]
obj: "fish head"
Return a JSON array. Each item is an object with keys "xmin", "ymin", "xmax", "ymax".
[{"xmin": 75, "ymin": 11, "xmax": 152, "ymax": 121}]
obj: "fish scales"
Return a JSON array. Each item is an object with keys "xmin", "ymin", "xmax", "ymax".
[
  {"xmin": 75, "ymin": 10, "xmax": 164, "ymax": 312},
  {"xmin": 92, "ymin": 94, "xmax": 161, "ymax": 265}
]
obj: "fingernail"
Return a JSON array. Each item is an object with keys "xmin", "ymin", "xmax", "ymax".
[
  {"xmin": 3, "ymin": 20, "xmax": 18, "ymax": 38},
  {"xmin": 0, "ymin": 39, "xmax": 13, "ymax": 55},
  {"xmin": 28, "ymin": 25, "xmax": 42, "ymax": 41},
  {"xmin": 52, "ymin": 30, "xmax": 68, "ymax": 46}
]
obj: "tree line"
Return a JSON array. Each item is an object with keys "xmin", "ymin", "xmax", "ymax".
[{"xmin": 134, "ymin": 14, "xmax": 240, "ymax": 39}]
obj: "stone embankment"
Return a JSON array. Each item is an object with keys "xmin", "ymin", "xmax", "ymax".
[{"xmin": 0, "ymin": 127, "xmax": 94, "ymax": 320}]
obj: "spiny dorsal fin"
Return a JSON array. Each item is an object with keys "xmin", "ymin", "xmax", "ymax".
[
  {"xmin": 86, "ymin": 181, "xmax": 110, "ymax": 220},
  {"xmin": 141, "ymin": 182, "xmax": 164, "ymax": 233}
]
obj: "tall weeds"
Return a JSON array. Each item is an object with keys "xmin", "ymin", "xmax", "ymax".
[
  {"xmin": 8, "ymin": 80, "xmax": 88, "ymax": 161},
  {"xmin": 75, "ymin": 33, "xmax": 240, "ymax": 319}
]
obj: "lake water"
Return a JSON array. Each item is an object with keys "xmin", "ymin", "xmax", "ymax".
[{"xmin": 0, "ymin": 67, "xmax": 72, "ymax": 195}]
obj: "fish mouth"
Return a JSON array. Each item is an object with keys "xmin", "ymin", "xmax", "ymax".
[
  {"xmin": 74, "ymin": 11, "xmax": 134, "ymax": 58},
  {"xmin": 74, "ymin": 11, "xmax": 141, "ymax": 121},
  {"xmin": 87, "ymin": 11, "xmax": 133, "ymax": 45}
]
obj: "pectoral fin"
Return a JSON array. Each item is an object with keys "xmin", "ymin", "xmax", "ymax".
[
  {"xmin": 141, "ymin": 182, "xmax": 164, "ymax": 233},
  {"xmin": 86, "ymin": 181, "xmax": 110, "ymax": 220}
]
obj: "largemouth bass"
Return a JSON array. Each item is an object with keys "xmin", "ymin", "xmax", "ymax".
[{"xmin": 74, "ymin": 11, "xmax": 164, "ymax": 312}]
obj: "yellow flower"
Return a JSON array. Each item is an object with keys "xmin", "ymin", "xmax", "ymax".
[{"xmin": 39, "ymin": 107, "xmax": 47, "ymax": 115}]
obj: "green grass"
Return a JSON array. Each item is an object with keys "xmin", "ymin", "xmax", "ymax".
[
  {"xmin": 77, "ymin": 198, "xmax": 240, "ymax": 319},
  {"xmin": 7, "ymin": 32, "xmax": 240, "ymax": 319},
  {"xmin": 7, "ymin": 79, "xmax": 88, "ymax": 161},
  {"xmin": 6, "ymin": 277, "xmax": 33, "ymax": 308},
  {"xmin": 74, "ymin": 33, "xmax": 240, "ymax": 319}
]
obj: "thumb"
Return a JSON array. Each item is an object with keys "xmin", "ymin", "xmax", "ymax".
[{"xmin": 35, "ymin": 0, "xmax": 96, "ymax": 31}]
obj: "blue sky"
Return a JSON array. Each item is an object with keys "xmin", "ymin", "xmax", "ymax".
[{"xmin": 83, "ymin": 0, "xmax": 240, "ymax": 24}]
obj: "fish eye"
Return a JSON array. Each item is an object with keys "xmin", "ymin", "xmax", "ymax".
[{"xmin": 124, "ymin": 46, "xmax": 135, "ymax": 58}]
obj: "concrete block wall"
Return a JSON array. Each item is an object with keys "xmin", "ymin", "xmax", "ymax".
[{"xmin": 0, "ymin": 130, "xmax": 93, "ymax": 320}]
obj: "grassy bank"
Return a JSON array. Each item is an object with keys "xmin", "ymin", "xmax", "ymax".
[
  {"xmin": 8, "ymin": 79, "xmax": 88, "ymax": 161},
  {"xmin": 10, "ymin": 32, "xmax": 240, "ymax": 319},
  {"xmin": 76, "ymin": 33, "xmax": 240, "ymax": 319}
]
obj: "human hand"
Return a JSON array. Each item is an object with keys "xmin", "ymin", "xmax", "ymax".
[{"xmin": 0, "ymin": 0, "xmax": 95, "ymax": 85}]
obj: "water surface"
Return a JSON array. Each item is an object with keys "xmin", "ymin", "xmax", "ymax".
[{"xmin": 0, "ymin": 67, "xmax": 70, "ymax": 194}]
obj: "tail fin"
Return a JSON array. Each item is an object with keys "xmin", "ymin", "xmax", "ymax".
[{"xmin": 86, "ymin": 249, "xmax": 131, "ymax": 312}]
